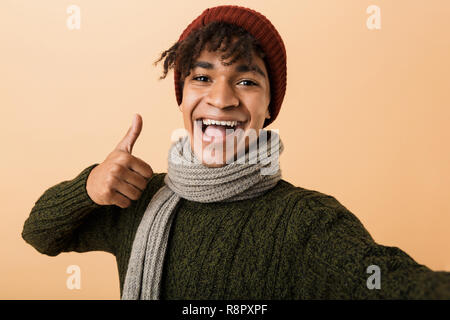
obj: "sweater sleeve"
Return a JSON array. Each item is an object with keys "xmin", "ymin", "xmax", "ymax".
[
  {"xmin": 293, "ymin": 194, "xmax": 450, "ymax": 299},
  {"xmin": 22, "ymin": 164, "xmax": 124, "ymax": 256}
]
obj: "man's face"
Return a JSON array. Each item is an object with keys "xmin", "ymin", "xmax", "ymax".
[{"xmin": 179, "ymin": 45, "xmax": 271, "ymax": 167}]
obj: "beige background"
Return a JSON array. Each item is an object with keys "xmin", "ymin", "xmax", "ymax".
[{"xmin": 0, "ymin": 0, "xmax": 449, "ymax": 299}]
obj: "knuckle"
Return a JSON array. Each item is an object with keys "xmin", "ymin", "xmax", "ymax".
[
  {"xmin": 120, "ymin": 152, "xmax": 132, "ymax": 164},
  {"xmin": 105, "ymin": 174, "xmax": 115, "ymax": 188},
  {"xmin": 111, "ymin": 164, "xmax": 123, "ymax": 176},
  {"xmin": 111, "ymin": 150, "xmax": 123, "ymax": 163},
  {"xmin": 103, "ymin": 188, "xmax": 113, "ymax": 199}
]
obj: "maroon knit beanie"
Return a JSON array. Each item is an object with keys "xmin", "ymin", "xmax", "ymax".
[{"xmin": 174, "ymin": 5, "xmax": 287, "ymax": 128}]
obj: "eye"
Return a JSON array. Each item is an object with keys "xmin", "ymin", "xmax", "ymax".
[
  {"xmin": 193, "ymin": 75, "xmax": 210, "ymax": 82},
  {"xmin": 192, "ymin": 76, "xmax": 258, "ymax": 86},
  {"xmin": 238, "ymin": 79, "xmax": 258, "ymax": 86}
]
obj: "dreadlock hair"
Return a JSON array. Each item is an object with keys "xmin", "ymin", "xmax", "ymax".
[{"xmin": 153, "ymin": 21, "xmax": 267, "ymax": 93}]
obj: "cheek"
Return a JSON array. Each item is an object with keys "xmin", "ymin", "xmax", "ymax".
[
  {"xmin": 248, "ymin": 101, "xmax": 269, "ymax": 125},
  {"xmin": 180, "ymin": 91, "xmax": 201, "ymax": 130},
  {"xmin": 182, "ymin": 86, "xmax": 203, "ymax": 111},
  {"xmin": 181, "ymin": 109, "xmax": 191, "ymax": 129},
  {"xmin": 181, "ymin": 112, "xmax": 196, "ymax": 136}
]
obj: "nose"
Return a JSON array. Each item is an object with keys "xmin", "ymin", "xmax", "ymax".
[{"xmin": 205, "ymin": 79, "xmax": 239, "ymax": 109}]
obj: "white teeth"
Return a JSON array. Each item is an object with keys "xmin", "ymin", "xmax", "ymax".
[{"xmin": 202, "ymin": 119, "xmax": 238, "ymax": 127}]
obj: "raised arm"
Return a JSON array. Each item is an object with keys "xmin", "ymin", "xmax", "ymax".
[
  {"xmin": 22, "ymin": 164, "xmax": 120, "ymax": 255},
  {"xmin": 22, "ymin": 114, "xmax": 154, "ymax": 257}
]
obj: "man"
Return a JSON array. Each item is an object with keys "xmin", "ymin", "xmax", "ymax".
[{"xmin": 22, "ymin": 5, "xmax": 449, "ymax": 299}]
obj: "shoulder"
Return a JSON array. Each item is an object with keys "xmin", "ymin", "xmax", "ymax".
[
  {"xmin": 267, "ymin": 179, "xmax": 348, "ymax": 213},
  {"xmin": 269, "ymin": 179, "xmax": 371, "ymax": 240}
]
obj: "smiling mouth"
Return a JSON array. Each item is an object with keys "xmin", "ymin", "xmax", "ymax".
[
  {"xmin": 192, "ymin": 118, "xmax": 247, "ymax": 144},
  {"xmin": 201, "ymin": 119, "xmax": 244, "ymax": 133},
  {"xmin": 193, "ymin": 118, "xmax": 245, "ymax": 133}
]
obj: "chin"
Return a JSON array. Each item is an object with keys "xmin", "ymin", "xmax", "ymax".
[{"xmin": 201, "ymin": 161, "xmax": 228, "ymax": 168}]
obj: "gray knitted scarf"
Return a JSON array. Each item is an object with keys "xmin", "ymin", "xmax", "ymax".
[{"xmin": 121, "ymin": 129, "xmax": 284, "ymax": 300}]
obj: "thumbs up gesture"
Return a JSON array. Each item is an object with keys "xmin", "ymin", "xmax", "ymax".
[{"xmin": 86, "ymin": 114, "xmax": 153, "ymax": 208}]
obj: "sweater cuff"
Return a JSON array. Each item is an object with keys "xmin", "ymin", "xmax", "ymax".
[
  {"xmin": 52, "ymin": 163, "xmax": 103, "ymax": 211},
  {"xmin": 22, "ymin": 163, "xmax": 104, "ymax": 240}
]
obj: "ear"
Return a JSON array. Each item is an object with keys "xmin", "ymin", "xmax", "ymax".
[{"xmin": 265, "ymin": 108, "xmax": 271, "ymax": 119}]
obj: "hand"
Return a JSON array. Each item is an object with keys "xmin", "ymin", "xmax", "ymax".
[{"xmin": 86, "ymin": 114, "xmax": 153, "ymax": 208}]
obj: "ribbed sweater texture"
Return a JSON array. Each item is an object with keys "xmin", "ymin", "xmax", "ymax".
[{"xmin": 22, "ymin": 164, "xmax": 450, "ymax": 299}]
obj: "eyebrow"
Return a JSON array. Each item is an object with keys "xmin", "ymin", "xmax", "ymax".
[{"xmin": 192, "ymin": 61, "xmax": 266, "ymax": 79}]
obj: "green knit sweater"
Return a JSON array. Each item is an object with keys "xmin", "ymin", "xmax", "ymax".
[{"xmin": 22, "ymin": 164, "xmax": 450, "ymax": 299}]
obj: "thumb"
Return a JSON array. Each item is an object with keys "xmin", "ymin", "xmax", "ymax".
[{"xmin": 115, "ymin": 113, "xmax": 143, "ymax": 154}]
